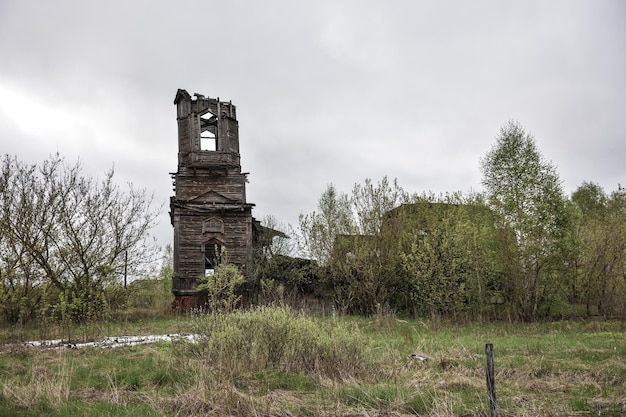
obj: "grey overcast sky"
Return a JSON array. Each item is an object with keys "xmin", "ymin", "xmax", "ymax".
[{"xmin": 1, "ymin": 0, "xmax": 624, "ymax": 248}]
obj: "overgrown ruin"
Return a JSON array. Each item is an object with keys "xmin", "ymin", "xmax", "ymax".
[{"xmin": 170, "ymin": 89, "xmax": 256, "ymax": 308}]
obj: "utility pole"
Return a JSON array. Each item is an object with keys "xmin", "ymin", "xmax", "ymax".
[{"xmin": 124, "ymin": 250, "xmax": 128, "ymax": 289}]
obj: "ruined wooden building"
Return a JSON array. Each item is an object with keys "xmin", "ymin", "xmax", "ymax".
[{"xmin": 170, "ymin": 89, "xmax": 259, "ymax": 307}]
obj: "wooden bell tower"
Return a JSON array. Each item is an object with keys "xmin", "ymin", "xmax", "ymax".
[{"xmin": 170, "ymin": 89, "xmax": 254, "ymax": 307}]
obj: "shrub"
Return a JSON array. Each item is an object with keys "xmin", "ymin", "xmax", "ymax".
[
  {"xmin": 188, "ymin": 306, "xmax": 366, "ymax": 379},
  {"xmin": 196, "ymin": 264, "xmax": 245, "ymax": 312}
]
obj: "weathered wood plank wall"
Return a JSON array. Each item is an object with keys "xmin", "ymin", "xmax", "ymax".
[{"xmin": 170, "ymin": 89, "xmax": 255, "ymax": 303}]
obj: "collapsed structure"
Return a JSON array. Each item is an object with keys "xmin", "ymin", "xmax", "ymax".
[{"xmin": 169, "ymin": 89, "xmax": 256, "ymax": 307}]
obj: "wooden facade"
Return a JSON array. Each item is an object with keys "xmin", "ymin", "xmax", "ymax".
[{"xmin": 170, "ymin": 89, "xmax": 255, "ymax": 306}]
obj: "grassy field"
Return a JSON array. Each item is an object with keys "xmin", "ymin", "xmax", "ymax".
[{"xmin": 0, "ymin": 308, "xmax": 624, "ymax": 416}]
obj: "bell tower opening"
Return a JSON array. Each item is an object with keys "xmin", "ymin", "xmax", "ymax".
[
  {"xmin": 199, "ymin": 110, "xmax": 218, "ymax": 151},
  {"xmin": 200, "ymin": 130, "xmax": 216, "ymax": 151}
]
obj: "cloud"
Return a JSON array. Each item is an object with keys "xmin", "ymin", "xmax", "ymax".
[{"xmin": 1, "ymin": 0, "xmax": 624, "ymax": 247}]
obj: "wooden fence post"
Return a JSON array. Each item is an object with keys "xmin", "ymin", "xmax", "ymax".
[{"xmin": 485, "ymin": 342, "xmax": 498, "ymax": 417}]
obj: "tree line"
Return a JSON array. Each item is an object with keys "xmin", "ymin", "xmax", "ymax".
[
  {"xmin": 0, "ymin": 153, "xmax": 164, "ymax": 325},
  {"xmin": 286, "ymin": 121, "xmax": 625, "ymax": 320},
  {"xmin": 1, "ymin": 121, "xmax": 623, "ymax": 325}
]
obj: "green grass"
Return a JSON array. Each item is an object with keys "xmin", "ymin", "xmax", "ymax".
[{"xmin": 0, "ymin": 309, "xmax": 624, "ymax": 416}]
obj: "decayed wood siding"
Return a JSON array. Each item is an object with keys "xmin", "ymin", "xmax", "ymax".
[{"xmin": 170, "ymin": 89, "xmax": 254, "ymax": 298}]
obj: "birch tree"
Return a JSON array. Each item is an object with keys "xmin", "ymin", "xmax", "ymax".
[{"xmin": 480, "ymin": 121, "xmax": 570, "ymax": 319}]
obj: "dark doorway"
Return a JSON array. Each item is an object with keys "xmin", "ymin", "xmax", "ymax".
[{"xmin": 204, "ymin": 241, "xmax": 222, "ymax": 275}]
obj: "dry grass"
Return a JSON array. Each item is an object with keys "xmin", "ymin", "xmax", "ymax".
[
  {"xmin": 1, "ymin": 351, "xmax": 72, "ymax": 409},
  {"xmin": 0, "ymin": 311, "xmax": 624, "ymax": 416}
]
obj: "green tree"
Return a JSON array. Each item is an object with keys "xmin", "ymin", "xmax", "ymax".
[
  {"xmin": 297, "ymin": 184, "xmax": 354, "ymax": 265},
  {"xmin": 304, "ymin": 177, "xmax": 407, "ymax": 314},
  {"xmin": 480, "ymin": 121, "xmax": 571, "ymax": 319},
  {"xmin": 571, "ymin": 183, "xmax": 626, "ymax": 317},
  {"xmin": 352, "ymin": 176, "xmax": 408, "ymax": 234},
  {"xmin": 132, "ymin": 244, "xmax": 174, "ymax": 310},
  {"xmin": 0, "ymin": 153, "xmax": 161, "ymax": 324},
  {"xmin": 249, "ymin": 215, "xmax": 317, "ymax": 305},
  {"xmin": 298, "ymin": 177, "xmax": 512, "ymax": 317},
  {"xmin": 331, "ymin": 176, "xmax": 409, "ymax": 313},
  {"xmin": 398, "ymin": 193, "xmax": 507, "ymax": 318}
]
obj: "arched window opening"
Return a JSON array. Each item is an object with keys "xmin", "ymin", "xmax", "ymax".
[{"xmin": 204, "ymin": 241, "xmax": 222, "ymax": 276}]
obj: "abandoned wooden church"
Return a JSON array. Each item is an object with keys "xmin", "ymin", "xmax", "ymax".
[{"xmin": 169, "ymin": 89, "xmax": 270, "ymax": 308}]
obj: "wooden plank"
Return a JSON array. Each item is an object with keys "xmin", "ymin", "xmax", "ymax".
[{"xmin": 485, "ymin": 343, "xmax": 498, "ymax": 417}]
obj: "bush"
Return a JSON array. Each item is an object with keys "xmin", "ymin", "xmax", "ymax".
[
  {"xmin": 125, "ymin": 278, "xmax": 173, "ymax": 310},
  {"xmin": 188, "ymin": 306, "xmax": 366, "ymax": 379},
  {"xmin": 196, "ymin": 264, "xmax": 245, "ymax": 312}
]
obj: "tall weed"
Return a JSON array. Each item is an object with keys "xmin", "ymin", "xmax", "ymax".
[
  {"xmin": 187, "ymin": 306, "xmax": 366, "ymax": 379},
  {"xmin": 1, "ymin": 351, "xmax": 71, "ymax": 410}
]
